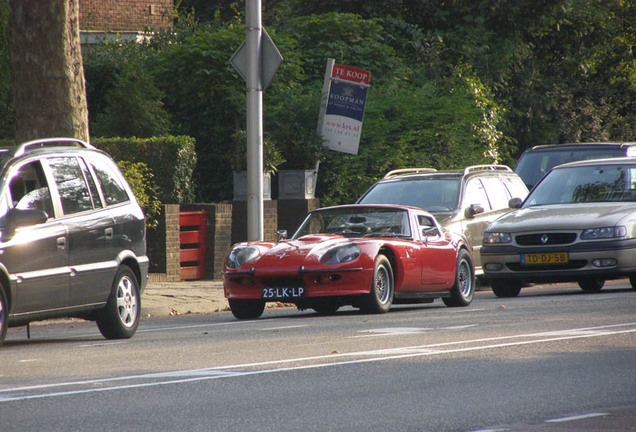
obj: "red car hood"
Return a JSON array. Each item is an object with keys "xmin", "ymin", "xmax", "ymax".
[{"xmin": 250, "ymin": 234, "xmax": 363, "ymax": 271}]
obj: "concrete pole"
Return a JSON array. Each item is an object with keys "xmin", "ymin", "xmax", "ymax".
[{"xmin": 245, "ymin": 0, "xmax": 264, "ymax": 241}]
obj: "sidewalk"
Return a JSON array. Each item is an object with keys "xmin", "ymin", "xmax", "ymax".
[{"xmin": 141, "ymin": 280, "xmax": 229, "ymax": 317}]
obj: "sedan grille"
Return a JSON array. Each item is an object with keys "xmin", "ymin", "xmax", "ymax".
[
  {"xmin": 515, "ymin": 233, "xmax": 577, "ymax": 246},
  {"xmin": 506, "ymin": 260, "xmax": 587, "ymax": 271}
]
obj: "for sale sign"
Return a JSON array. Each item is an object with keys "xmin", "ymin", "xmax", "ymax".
[{"xmin": 318, "ymin": 61, "xmax": 371, "ymax": 155}]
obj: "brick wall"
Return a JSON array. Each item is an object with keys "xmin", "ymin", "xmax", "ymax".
[
  {"xmin": 79, "ymin": 0, "xmax": 173, "ymax": 31},
  {"xmin": 147, "ymin": 204, "xmax": 180, "ymax": 282},
  {"xmin": 149, "ymin": 200, "xmax": 318, "ymax": 281}
]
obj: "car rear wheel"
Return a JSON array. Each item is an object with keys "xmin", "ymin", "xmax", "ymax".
[
  {"xmin": 491, "ymin": 280, "xmax": 522, "ymax": 298},
  {"xmin": 578, "ymin": 277, "xmax": 604, "ymax": 293},
  {"xmin": 443, "ymin": 249, "xmax": 475, "ymax": 307},
  {"xmin": 0, "ymin": 286, "xmax": 7, "ymax": 346},
  {"xmin": 96, "ymin": 265, "xmax": 140, "ymax": 339},
  {"xmin": 229, "ymin": 299, "xmax": 265, "ymax": 319},
  {"xmin": 360, "ymin": 255, "xmax": 394, "ymax": 314}
]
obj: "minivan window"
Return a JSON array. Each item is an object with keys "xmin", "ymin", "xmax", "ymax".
[
  {"xmin": 49, "ymin": 157, "xmax": 94, "ymax": 215},
  {"xmin": 90, "ymin": 157, "xmax": 129, "ymax": 205},
  {"xmin": 10, "ymin": 161, "xmax": 54, "ymax": 217}
]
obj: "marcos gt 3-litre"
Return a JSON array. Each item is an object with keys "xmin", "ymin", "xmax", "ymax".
[{"xmin": 223, "ymin": 204, "xmax": 475, "ymax": 319}]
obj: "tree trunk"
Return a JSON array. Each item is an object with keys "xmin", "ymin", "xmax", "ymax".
[{"xmin": 8, "ymin": 0, "xmax": 89, "ymax": 143}]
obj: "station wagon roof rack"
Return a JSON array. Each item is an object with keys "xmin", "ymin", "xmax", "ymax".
[
  {"xmin": 383, "ymin": 168, "xmax": 437, "ymax": 179},
  {"xmin": 463, "ymin": 164, "xmax": 512, "ymax": 175},
  {"xmin": 12, "ymin": 137, "xmax": 95, "ymax": 157}
]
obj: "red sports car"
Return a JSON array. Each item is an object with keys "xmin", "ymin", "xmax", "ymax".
[{"xmin": 223, "ymin": 204, "xmax": 474, "ymax": 319}]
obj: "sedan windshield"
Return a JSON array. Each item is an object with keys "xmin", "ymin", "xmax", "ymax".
[
  {"xmin": 523, "ymin": 164, "xmax": 636, "ymax": 207},
  {"xmin": 358, "ymin": 178, "xmax": 460, "ymax": 212},
  {"xmin": 294, "ymin": 207, "xmax": 411, "ymax": 239}
]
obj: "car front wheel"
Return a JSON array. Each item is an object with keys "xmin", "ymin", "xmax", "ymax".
[
  {"xmin": 96, "ymin": 265, "xmax": 140, "ymax": 339},
  {"xmin": 229, "ymin": 299, "xmax": 265, "ymax": 319},
  {"xmin": 443, "ymin": 249, "xmax": 475, "ymax": 307},
  {"xmin": 578, "ymin": 277, "xmax": 604, "ymax": 293},
  {"xmin": 360, "ymin": 255, "xmax": 394, "ymax": 314},
  {"xmin": 491, "ymin": 279, "xmax": 522, "ymax": 298}
]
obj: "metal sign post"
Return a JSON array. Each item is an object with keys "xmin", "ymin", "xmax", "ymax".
[{"xmin": 230, "ymin": 0, "xmax": 282, "ymax": 242}]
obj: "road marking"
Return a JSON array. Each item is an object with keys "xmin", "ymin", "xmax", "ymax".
[
  {"xmin": 260, "ymin": 325, "xmax": 309, "ymax": 331},
  {"xmin": 546, "ymin": 412, "xmax": 608, "ymax": 422},
  {"xmin": 2, "ymin": 322, "xmax": 635, "ymax": 402}
]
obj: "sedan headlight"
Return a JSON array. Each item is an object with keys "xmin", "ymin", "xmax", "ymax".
[
  {"xmin": 483, "ymin": 232, "xmax": 512, "ymax": 244},
  {"xmin": 580, "ymin": 226, "xmax": 627, "ymax": 240},
  {"xmin": 320, "ymin": 243, "xmax": 361, "ymax": 264},
  {"xmin": 226, "ymin": 246, "xmax": 260, "ymax": 269}
]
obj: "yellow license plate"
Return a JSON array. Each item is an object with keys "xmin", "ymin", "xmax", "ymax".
[{"xmin": 521, "ymin": 252, "xmax": 569, "ymax": 265}]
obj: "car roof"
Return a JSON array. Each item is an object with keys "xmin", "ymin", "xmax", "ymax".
[
  {"xmin": 551, "ymin": 156, "xmax": 636, "ymax": 169},
  {"xmin": 381, "ymin": 164, "xmax": 514, "ymax": 180},
  {"xmin": 313, "ymin": 203, "xmax": 429, "ymax": 214},
  {"xmin": 522, "ymin": 142, "xmax": 636, "ymax": 153}
]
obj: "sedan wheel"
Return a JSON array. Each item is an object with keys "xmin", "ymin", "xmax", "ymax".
[
  {"xmin": 229, "ymin": 299, "xmax": 265, "ymax": 319},
  {"xmin": 578, "ymin": 277, "xmax": 604, "ymax": 293},
  {"xmin": 491, "ymin": 279, "xmax": 522, "ymax": 298},
  {"xmin": 443, "ymin": 249, "xmax": 475, "ymax": 307},
  {"xmin": 96, "ymin": 265, "xmax": 140, "ymax": 339},
  {"xmin": 360, "ymin": 255, "xmax": 394, "ymax": 314}
]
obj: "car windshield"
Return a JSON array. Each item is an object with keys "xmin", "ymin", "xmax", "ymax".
[
  {"xmin": 523, "ymin": 164, "xmax": 636, "ymax": 207},
  {"xmin": 514, "ymin": 147, "xmax": 627, "ymax": 189},
  {"xmin": 358, "ymin": 178, "xmax": 460, "ymax": 213},
  {"xmin": 294, "ymin": 207, "xmax": 412, "ymax": 239}
]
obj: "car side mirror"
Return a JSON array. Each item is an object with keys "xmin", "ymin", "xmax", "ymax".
[
  {"xmin": 422, "ymin": 226, "xmax": 439, "ymax": 241},
  {"xmin": 509, "ymin": 197, "xmax": 523, "ymax": 208},
  {"xmin": 464, "ymin": 204, "xmax": 485, "ymax": 219},
  {"xmin": 277, "ymin": 229, "xmax": 288, "ymax": 242},
  {"xmin": 4, "ymin": 208, "xmax": 48, "ymax": 240}
]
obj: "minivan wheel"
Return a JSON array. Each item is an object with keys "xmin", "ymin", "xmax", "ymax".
[
  {"xmin": 96, "ymin": 265, "xmax": 140, "ymax": 339},
  {"xmin": 490, "ymin": 280, "xmax": 522, "ymax": 298},
  {"xmin": 443, "ymin": 249, "xmax": 475, "ymax": 307},
  {"xmin": 0, "ymin": 286, "xmax": 7, "ymax": 346},
  {"xmin": 578, "ymin": 277, "xmax": 604, "ymax": 293}
]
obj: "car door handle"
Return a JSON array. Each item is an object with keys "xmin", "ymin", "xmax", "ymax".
[
  {"xmin": 57, "ymin": 237, "xmax": 66, "ymax": 250},
  {"xmin": 105, "ymin": 228, "xmax": 113, "ymax": 239}
]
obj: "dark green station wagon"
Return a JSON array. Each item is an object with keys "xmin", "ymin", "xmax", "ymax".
[{"xmin": 0, "ymin": 138, "xmax": 149, "ymax": 345}]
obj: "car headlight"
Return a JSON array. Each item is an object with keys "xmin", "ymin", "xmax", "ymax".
[
  {"xmin": 580, "ymin": 226, "xmax": 627, "ymax": 240},
  {"xmin": 226, "ymin": 246, "xmax": 260, "ymax": 269},
  {"xmin": 483, "ymin": 232, "xmax": 512, "ymax": 244},
  {"xmin": 320, "ymin": 243, "xmax": 361, "ymax": 264}
]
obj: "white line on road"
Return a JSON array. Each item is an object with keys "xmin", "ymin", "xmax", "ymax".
[
  {"xmin": 1, "ymin": 322, "xmax": 635, "ymax": 403},
  {"xmin": 546, "ymin": 412, "xmax": 608, "ymax": 422}
]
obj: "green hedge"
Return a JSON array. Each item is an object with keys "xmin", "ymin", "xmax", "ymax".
[{"xmin": 92, "ymin": 135, "xmax": 197, "ymax": 204}]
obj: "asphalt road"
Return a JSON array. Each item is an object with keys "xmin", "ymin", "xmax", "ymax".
[{"xmin": 1, "ymin": 282, "xmax": 635, "ymax": 432}]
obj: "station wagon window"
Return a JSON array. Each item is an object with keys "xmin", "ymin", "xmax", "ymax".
[
  {"xmin": 48, "ymin": 157, "xmax": 94, "ymax": 215},
  {"xmin": 90, "ymin": 157, "xmax": 129, "ymax": 206},
  {"xmin": 481, "ymin": 177, "xmax": 510, "ymax": 210},
  {"xmin": 10, "ymin": 161, "xmax": 54, "ymax": 218},
  {"xmin": 463, "ymin": 179, "xmax": 491, "ymax": 211}
]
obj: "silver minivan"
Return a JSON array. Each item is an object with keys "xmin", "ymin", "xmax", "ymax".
[{"xmin": 0, "ymin": 138, "xmax": 149, "ymax": 345}]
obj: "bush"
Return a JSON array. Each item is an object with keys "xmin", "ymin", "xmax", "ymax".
[
  {"xmin": 117, "ymin": 161, "xmax": 161, "ymax": 229},
  {"xmin": 93, "ymin": 135, "xmax": 197, "ymax": 204}
]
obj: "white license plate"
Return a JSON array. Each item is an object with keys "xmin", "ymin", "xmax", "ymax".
[{"xmin": 261, "ymin": 287, "xmax": 306, "ymax": 300}]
